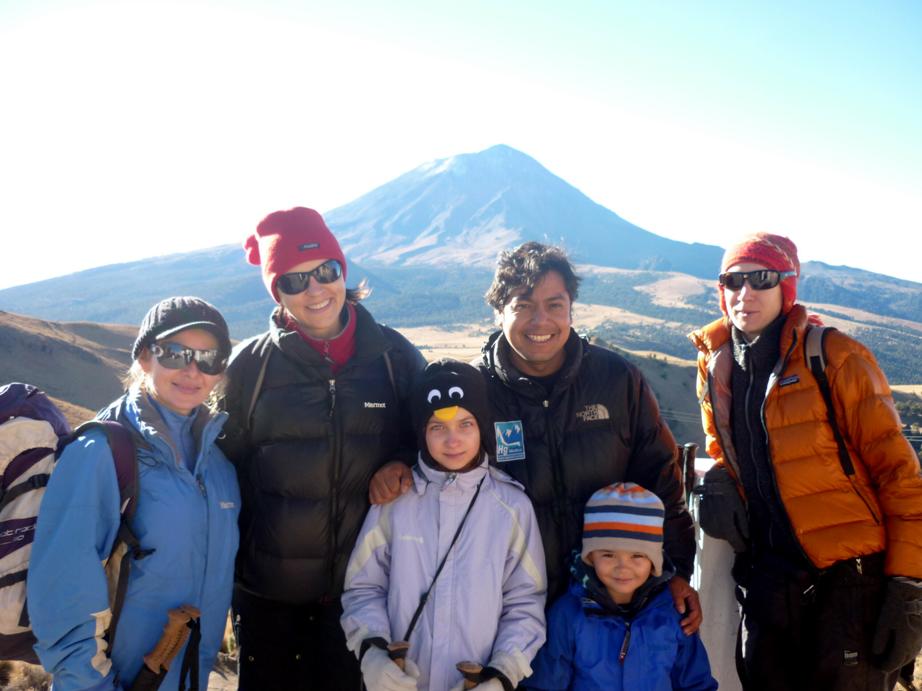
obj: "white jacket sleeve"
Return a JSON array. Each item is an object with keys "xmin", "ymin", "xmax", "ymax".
[
  {"xmin": 340, "ymin": 503, "xmax": 396, "ymax": 656},
  {"xmin": 27, "ymin": 433, "xmax": 123, "ymax": 691},
  {"xmin": 488, "ymin": 492, "xmax": 548, "ymax": 686}
]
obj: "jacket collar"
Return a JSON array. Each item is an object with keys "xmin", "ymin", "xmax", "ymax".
[
  {"xmin": 412, "ymin": 453, "xmax": 489, "ymax": 493},
  {"xmin": 481, "ymin": 328, "xmax": 585, "ymax": 396},
  {"xmin": 269, "ymin": 301, "xmax": 388, "ymax": 369},
  {"xmin": 98, "ymin": 388, "xmax": 227, "ymax": 469},
  {"xmin": 690, "ymin": 304, "xmax": 810, "ymax": 359},
  {"xmin": 570, "ymin": 551, "xmax": 676, "ymax": 619}
]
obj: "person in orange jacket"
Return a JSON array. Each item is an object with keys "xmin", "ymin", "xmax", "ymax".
[{"xmin": 689, "ymin": 233, "xmax": 922, "ymax": 691}]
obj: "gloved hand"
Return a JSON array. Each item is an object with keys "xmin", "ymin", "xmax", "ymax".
[
  {"xmin": 871, "ymin": 577, "xmax": 922, "ymax": 673},
  {"xmin": 361, "ymin": 646, "xmax": 420, "ymax": 691},
  {"xmin": 696, "ymin": 464, "xmax": 749, "ymax": 553},
  {"xmin": 449, "ymin": 679, "xmax": 503, "ymax": 691}
]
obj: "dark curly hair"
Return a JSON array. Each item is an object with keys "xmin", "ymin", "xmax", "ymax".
[{"xmin": 484, "ymin": 241, "xmax": 581, "ymax": 312}]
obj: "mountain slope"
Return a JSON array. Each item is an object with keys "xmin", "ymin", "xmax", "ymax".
[
  {"xmin": 327, "ymin": 144, "xmax": 724, "ymax": 276},
  {"xmin": 0, "ymin": 310, "xmax": 134, "ymax": 412}
]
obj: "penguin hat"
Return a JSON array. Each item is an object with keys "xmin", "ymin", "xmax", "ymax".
[{"xmin": 410, "ymin": 359, "xmax": 495, "ymax": 471}]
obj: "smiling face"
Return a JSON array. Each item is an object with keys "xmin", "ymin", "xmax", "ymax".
[
  {"xmin": 587, "ymin": 549, "xmax": 654, "ymax": 604},
  {"xmin": 723, "ymin": 261, "xmax": 784, "ymax": 340},
  {"xmin": 278, "ymin": 257, "xmax": 347, "ymax": 339},
  {"xmin": 140, "ymin": 327, "xmax": 223, "ymax": 415},
  {"xmin": 498, "ymin": 270, "xmax": 572, "ymax": 377},
  {"xmin": 424, "ymin": 408, "xmax": 482, "ymax": 471}
]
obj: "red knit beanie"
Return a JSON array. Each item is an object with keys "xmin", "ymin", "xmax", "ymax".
[
  {"xmin": 244, "ymin": 207, "xmax": 347, "ymax": 303},
  {"xmin": 719, "ymin": 233, "xmax": 800, "ymax": 316}
]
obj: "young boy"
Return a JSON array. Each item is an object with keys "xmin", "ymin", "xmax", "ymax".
[
  {"xmin": 341, "ymin": 359, "xmax": 547, "ymax": 691},
  {"xmin": 526, "ymin": 483, "xmax": 717, "ymax": 690}
]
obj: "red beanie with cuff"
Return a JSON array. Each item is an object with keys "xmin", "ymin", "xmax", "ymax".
[
  {"xmin": 244, "ymin": 207, "xmax": 347, "ymax": 303},
  {"xmin": 719, "ymin": 233, "xmax": 800, "ymax": 316}
]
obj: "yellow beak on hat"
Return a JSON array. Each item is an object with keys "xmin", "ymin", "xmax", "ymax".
[{"xmin": 433, "ymin": 406, "xmax": 459, "ymax": 421}]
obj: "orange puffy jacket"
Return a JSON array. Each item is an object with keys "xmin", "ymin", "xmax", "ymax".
[{"xmin": 689, "ymin": 305, "xmax": 922, "ymax": 578}]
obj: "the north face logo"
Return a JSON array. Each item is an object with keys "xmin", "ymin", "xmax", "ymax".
[{"xmin": 576, "ymin": 403, "xmax": 610, "ymax": 422}]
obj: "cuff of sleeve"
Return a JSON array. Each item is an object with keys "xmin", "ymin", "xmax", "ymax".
[
  {"xmin": 481, "ymin": 667, "xmax": 513, "ymax": 691},
  {"xmin": 359, "ymin": 637, "xmax": 390, "ymax": 663},
  {"xmin": 487, "ymin": 649, "xmax": 533, "ymax": 687}
]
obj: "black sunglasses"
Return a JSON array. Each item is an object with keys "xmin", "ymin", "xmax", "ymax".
[
  {"xmin": 151, "ymin": 342, "xmax": 227, "ymax": 375},
  {"xmin": 277, "ymin": 260, "xmax": 343, "ymax": 295},
  {"xmin": 718, "ymin": 269, "xmax": 796, "ymax": 291}
]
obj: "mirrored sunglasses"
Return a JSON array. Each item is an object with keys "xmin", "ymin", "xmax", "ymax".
[
  {"xmin": 277, "ymin": 260, "xmax": 343, "ymax": 295},
  {"xmin": 150, "ymin": 342, "xmax": 227, "ymax": 375},
  {"xmin": 718, "ymin": 269, "xmax": 796, "ymax": 291}
]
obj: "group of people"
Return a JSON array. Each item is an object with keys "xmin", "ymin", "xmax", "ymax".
[{"xmin": 24, "ymin": 206, "xmax": 922, "ymax": 691}]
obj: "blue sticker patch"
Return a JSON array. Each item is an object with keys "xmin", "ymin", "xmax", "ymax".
[
  {"xmin": 779, "ymin": 375, "xmax": 800, "ymax": 387},
  {"xmin": 298, "ymin": 242, "xmax": 320, "ymax": 251},
  {"xmin": 495, "ymin": 420, "xmax": 525, "ymax": 462}
]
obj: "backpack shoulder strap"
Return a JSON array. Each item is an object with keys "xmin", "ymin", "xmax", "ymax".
[
  {"xmin": 69, "ymin": 420, "xmax": 139, "ymax": 520},
  {"xmin": 805, "ymin": 326, "xmax": 855, "ymax": 476},
  {"xmin": 63, "ymin": 419, "xmax": 151, "ymax": 651},
  {"xmin": 243, "ymin": 332, "xmax": 274, "ymax": 427},
  {"xmin": 382, "ymin": 350, "xmax": 398, "ymax": 401}
]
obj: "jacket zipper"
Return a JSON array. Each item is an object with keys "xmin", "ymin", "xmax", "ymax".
[
  {"xmin": 544, "ymin": 395, "xmax": 570, "ymax": 542},
  {"xmin": 619, "ymin": 621, "xmax": 632, "ymax": 662},
  {"xmin": 760, "ymin": 330, "xmax": 816, "ymax": 570},
  {"xmin": 706, "ymin": 365, "xmax": 744, "ymax": 486},
  {"xmin": 327, "ymin": 378, "xmax": 340, "ymax": 592}
]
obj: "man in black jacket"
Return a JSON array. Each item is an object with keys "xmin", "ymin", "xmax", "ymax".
[{"xmin": 372, "ymin": 242, "xmax": 700, "ymax": 632}]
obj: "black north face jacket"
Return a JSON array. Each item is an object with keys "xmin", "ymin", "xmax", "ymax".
[
  {"xmin": 477, "ymin": 329, "xmax": 695, "ymax": 601},
  {"xmin": 219, "ymin": 304, "xmax": 425, "ymax": 604}
]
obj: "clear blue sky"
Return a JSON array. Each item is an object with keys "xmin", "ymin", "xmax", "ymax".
[{"xmin": 1, "ymin": 0, "xmax": 920, "ymax": 288}]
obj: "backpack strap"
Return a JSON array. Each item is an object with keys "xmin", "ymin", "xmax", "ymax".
[
  {"xmin": 805, "ymin": 326, "xmax": 855, "ymax": 476},
  {"xmin": 382, "ymin": 350, "xmax": 398, "ymax": 401},
  {"xmin": 62, "ymin": 420, "xmax": 154, "ymax": 650},
  {"xmin": 245, "ymin": 339, "xmax": 273, "ymax": 427},
  {"xmin": 69, "ymin": 421, "xmax": 140, "ymax": 519}
]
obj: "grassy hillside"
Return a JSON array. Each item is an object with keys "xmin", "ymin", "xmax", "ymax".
[{"xmin": 0, "ymin": 310, "xmax": 133, "ymax": 413}]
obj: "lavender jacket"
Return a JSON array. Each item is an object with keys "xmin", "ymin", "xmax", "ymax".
[{"xmin": 341, "ymin": 457, "xmax": 547, "ymax": 690}]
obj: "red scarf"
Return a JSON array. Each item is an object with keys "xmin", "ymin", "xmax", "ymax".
[{"xmin": 283, "ymin": 302, "xmax": 357, "ymax": 374}]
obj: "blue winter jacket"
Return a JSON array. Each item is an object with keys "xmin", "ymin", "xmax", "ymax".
[
  {"xmin": 527, "ymin": 569, "xmax": 716, "ymax": 691},
  {"xmin": 28, "ymin": 390, "xmax": 241, "ymax": 691}
]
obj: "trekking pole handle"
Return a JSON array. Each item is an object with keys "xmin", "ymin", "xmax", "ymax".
[
  {"xmin": 456, "ymin": 660, "xmax": 483, "ymax": 689},
  {"xmin": 387, "ymin": 640, "xmax": 410, "ymax": 671}
]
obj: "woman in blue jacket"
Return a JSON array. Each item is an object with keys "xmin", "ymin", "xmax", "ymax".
[{"xmin": 28, "ymin": 296, "xmax": 241, "ymax": 691}]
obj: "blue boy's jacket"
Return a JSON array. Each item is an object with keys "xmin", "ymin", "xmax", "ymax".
[
  {"xmin": 527, "ymin": 556, "xmax": 717, "ymax": 691},
  {"xmin": 27, "ymin": 390, "xmax": 241, "ymax": 691}
]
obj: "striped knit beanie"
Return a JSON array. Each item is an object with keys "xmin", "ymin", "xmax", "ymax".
[
  {"xmin": 719, "ymin": 232, "xmax": 800, "ymax": 316},
  {"xmin": 581, "ymin": 482, "xmax": 665, "ymax": 576}
]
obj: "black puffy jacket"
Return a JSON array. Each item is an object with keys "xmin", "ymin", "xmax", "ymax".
[
  {"xmin": 477, "ymin": 330, "xmax": 695, "ymax": 600},
  {"xmin": 219, "ymin": 304, "xmax": 425, "ymax": 604}
]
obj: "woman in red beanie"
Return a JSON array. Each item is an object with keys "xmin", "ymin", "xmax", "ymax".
[
  {"xmin": 689, "ymin": 233, "xmax": 922, "ymax": 690},
  {"xmin": 219, "ymin": 207, "xmax": 425, "ymax": 690}
]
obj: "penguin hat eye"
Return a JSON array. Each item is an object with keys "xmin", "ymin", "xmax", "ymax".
[
  {"xmin": 447, "ymin": 386, "xmax": 464, "ymax": 400},
  {"xmin": 427, "ymin": 389, "xmax": 442, "ymax": 404}
]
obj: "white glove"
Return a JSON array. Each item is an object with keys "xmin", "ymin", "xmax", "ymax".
[
  {"xmin": 449, "ymin": 679, "xmax": 503, "ymax": 691},
  {"xmin": 361, "ymin": 646, "xmax": 420, "ymax": 691}
]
